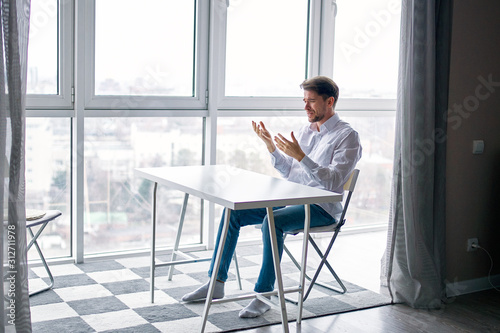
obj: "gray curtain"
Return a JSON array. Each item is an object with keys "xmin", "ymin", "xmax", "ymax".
[
  {"xmin": 381, "ymin": 0, "xmax": 452, "ymax": 308},
  {"xmin": 1, "ymin": 0, "xmax": 32, "ymax": 331}
]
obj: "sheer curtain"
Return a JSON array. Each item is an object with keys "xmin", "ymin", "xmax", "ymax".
[
  {"xmin": 1, "ymin": 0, "xmax": 32, "ymax": 331},
  {"xmin": 381, "ymin": 0, "xmax": 453, "ymax": 308}
]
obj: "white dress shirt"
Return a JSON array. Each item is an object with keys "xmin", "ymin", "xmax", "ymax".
[{"xmin": 270, "ymin": 113, "xmax": 362, "ymax": 219}]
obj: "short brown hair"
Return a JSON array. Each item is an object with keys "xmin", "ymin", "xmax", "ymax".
[{"xmin": 300, "ymin": 76, "xmax": 339, "ymax": 108}]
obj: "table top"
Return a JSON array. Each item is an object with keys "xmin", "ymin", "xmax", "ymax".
[{"xmin": 135, "ymin": 165, "xmax": 342, "ymax": 210}]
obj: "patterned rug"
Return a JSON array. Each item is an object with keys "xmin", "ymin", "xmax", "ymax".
[{"xmin": 28, "ymin": 244, "xmax": 391, "ymax": 332}]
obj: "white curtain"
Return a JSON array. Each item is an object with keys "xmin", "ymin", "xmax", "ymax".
[
  {"xmin": 1, "ymin": 0, "xmax": 32, "ymax": 331},
  {"xmin": 381, "ymin": 0, "xmax": 452, "ymax": 308}
]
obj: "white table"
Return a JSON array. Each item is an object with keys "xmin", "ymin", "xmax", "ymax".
[{"xmin": 135, "ymin": 165, "xmax": 343, "ymax": 333}]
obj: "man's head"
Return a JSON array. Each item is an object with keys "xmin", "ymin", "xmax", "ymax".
[
  {"xmin": 300, "ymin": 76, "xmax": 339, "ymax": 109},
  {"xmin": 300, "ymin": 76, "xmax": 339, "ymax": 126}
]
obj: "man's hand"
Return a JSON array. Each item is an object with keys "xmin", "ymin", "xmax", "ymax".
[
  {"xmin": 252, "ymin": 121, "xmax": 276, "ymax": 153},
  {"xmin": 274, "ymin": 132, "xmax": 306, "ymax": 162}
]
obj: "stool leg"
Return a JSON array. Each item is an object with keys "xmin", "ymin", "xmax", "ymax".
[{"xmin": 28, "ymin": 226, "xmax": 55, "ymax": 296}]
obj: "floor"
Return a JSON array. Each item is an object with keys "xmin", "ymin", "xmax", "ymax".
[
  {"xmin": 241, "ymin": 230, "xmax": 500, "ymax": 333},
  {"xmin": 27, "ymin": 229, "xmax": 390, "ymax": 332},
  {"xmin": 286, "ymin": 229, "xmax": 389, "ymax": 294},
  {"xmin": 241, "ymin": 288, "xmax": 500, "ymax": 333},
  {"xmin": 28, "ymin": 228, "xmax": 500, "ymax": 332}
]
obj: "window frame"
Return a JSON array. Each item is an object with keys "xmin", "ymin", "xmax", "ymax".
[
  {"xmin": 26, "ymin": 0, "xmax": 74, "ymax": 111},
  {"xmin": 82, "ymin": 0, "xmax": 209, "ymax": 112},
  {"xmin": 213, "ymin": 0, "xmax": 319, "ymax": 111}
]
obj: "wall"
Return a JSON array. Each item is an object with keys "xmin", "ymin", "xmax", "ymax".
[{"xmin": 446, "ymin": 0, "xmax": 500, "ymax": 287}]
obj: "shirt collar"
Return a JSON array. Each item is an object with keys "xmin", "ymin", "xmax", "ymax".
[{"xmin": 309, "ymin": 113, "xmax": 340, "ymax": 133}]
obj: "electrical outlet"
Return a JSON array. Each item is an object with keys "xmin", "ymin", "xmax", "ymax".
[{"xmin": 467, "ymin": 238, "xmax": 478, "ymax": 252}]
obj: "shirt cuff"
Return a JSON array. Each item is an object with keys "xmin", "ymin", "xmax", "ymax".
[
  {"xmin": 299, "ymin": 154, "xmax": 317, "ymax": 171},
  {"xmin": 269, "ymin": 149, "xmax": 278, "ymax": 165}
]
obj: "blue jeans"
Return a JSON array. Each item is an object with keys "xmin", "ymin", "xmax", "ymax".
[{"xmin": 208, "ymin": 204, "xmax": 336, "ymax": 293}]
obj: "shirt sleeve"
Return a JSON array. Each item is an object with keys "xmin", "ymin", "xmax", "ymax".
[
  {"xmin": 270, "ymin": 149, "xmax": 294, "ymax": 178},
  {"xmin": 299, "ymin": 130, "xmax": 362, "ymax": 192}
]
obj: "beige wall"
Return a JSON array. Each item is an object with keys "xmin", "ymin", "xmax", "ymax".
[{"xmin": 446, "ymin": 0, "xmax": 500, "ymax": 282}]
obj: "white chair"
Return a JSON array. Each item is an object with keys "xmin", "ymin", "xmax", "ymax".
[
  {"xmin": 283, "ymin": 169, "xmax": 360, "ymax": 302},
  {"xmin": 233, "ymin": 169, "xmax": 360, "ymax": 302}
]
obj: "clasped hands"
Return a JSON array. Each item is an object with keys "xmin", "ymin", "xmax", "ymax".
[{"xmin": 252, "ymin": 121, "xmax": 305, "ymax": 162}]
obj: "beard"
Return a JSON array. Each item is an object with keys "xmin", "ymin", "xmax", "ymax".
[{"xmin": 308, "ymin": 112, "xmax": 324, "ymax": 123}]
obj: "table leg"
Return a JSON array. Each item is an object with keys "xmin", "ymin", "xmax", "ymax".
[
  {"xmin": 266, "ymin": 207, "xmax": 289, "ymax": 333},
  {"xmin": 168, "ymin": 193, "xmax": 190, "ymax": 281},
  {"xmin": 297, "ymin": 204, "xmax": 310, "ymax": 324},
  {"xmin": 200, "ymin": 208, "xmax": 231, "ymax": 333},
  {"xmin": 150, "ymin": 182, "xmax": 158, "ymax": 303}
]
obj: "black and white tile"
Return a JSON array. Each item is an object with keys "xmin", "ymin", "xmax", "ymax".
[{"xmin": 29, "ymin": 244, "xmax": 390, "ymax": 332}]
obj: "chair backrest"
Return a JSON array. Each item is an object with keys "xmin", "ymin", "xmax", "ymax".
[
  {"xmin": 337, "ymin": 169, "xmax": 360, "ymax": 226},
  {"xmin": 343, "ymin": 168, "xmax": 360, "ymax": 193}
]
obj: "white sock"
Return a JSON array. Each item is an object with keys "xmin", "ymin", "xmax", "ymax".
[
  {"xmin": 181, "ymin": 280, "xmax": 224, "ymax": 302},
  {"xmin": 239, "ymin": 296, "xmax": 271, "ymax": 318}
]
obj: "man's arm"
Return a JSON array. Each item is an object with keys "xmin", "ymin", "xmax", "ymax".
[
  {"xmin": 275, "ymin": 129, "xmax": 362, "ymax": 192},
  {"xmin": 300, "ymin": 130, "xmax": 362, "ymax": 192}
]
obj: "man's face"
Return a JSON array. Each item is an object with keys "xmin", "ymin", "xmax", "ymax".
[{"xmin": 303, "ymin": 90, "xmax": 333, "ymax": 124}]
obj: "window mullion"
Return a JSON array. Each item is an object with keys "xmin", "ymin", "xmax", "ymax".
[{"xmin": 318, "ymin": 0, "xmax": 336, "ymax": 77}]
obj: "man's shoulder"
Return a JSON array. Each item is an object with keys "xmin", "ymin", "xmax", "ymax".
[
  {"xmin": 328, "ymin": 120, "xmax": 361, "ymax": 147},
  {"xmin": 332, "ymin": 118, "xmax": 357, "ymax": 134}
]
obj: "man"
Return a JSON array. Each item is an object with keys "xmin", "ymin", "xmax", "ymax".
[{"xmin": 181, "ymin": 76, "xmax": 362, "ymax": 318}]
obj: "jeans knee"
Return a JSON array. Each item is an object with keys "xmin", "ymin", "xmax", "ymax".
[{"xmin": 260, "ymin": 218, "xmax": 269, "ymax": 234}]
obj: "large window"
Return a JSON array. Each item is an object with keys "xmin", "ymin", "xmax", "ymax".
[
  {"xmin": 94, "ymin": 0, "xmax": 196, "ymax": 97},
  {"xmin": 333, "ymin": 0, "xmax": 401, "ymax": 98},
  {"xmin": 27, "ymin": 0, "xmax": 73, "ymax": 109},
  {"xmin": 24, "ymin": 0, "xmax": 400, "ymax": 262},
  {"xmin": 225, "ymin": 0, "xmax": 309, "ymax": 97},
  {"xmin": 27, "ymin": 0, "xmax": 58, "ymax": 95},
  {"xmin": 25, "ymin": 118, "xmax": 71, "ymax": 259},
  {"xmin": 216, "ymin": 114, "xmax": 395, "ymax": 236},
  {"xmin": 87, "ymin": 0, "xmax": 207, "ymax": 110},
  {"xmin": 84, "ymin": 118, "xmax": 203, "ymax": 254}
]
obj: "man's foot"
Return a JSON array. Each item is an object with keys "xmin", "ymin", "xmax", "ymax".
[
  {"xmin": 239, "ymin": 297, "xmax": 271, "ymax": 318},
  {"xmin": 181, "ymin": 280, "xmax": 225, "ymax": 302}
]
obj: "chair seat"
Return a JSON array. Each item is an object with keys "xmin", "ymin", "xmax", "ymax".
[
  {"xmin": 26, "ymin": 210, "xmax": 62, "ymax": 228},
  {"xmin": 286, "ymin": 221, "xmax": 341, "ymax": 236}
]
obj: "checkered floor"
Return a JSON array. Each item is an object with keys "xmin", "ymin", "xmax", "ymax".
[{"xmin": 28, "ymin": 243, "xmax": 390, "ymax": 332}]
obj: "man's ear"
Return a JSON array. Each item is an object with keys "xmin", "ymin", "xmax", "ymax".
[{"xmin": 328, "ymin": 96, "xmax": 335, "ymax": 107}]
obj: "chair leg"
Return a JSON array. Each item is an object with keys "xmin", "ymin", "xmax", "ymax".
[
  {"xmin": 28, "ymin": 226, "xmax": 55, "ymax": 296},
  {"xmin": 283, "ymin": 244, "xmax": 314, "ymax": 283},
  {"xmin": 305, "ymin": 236, "xmax": 347, "ymax": 298},
  {"xmin": 282, "ymin": 244, "xmax": 315, "ymax": 304},
  {"xmin": 283, "ymin": 232, "xmax": 347, "ymax": 303}
]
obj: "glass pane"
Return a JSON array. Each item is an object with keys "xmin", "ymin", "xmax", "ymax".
[
  {"xmin": 27, "ymin": 0, "xmax": 58, "ymax": 94},
  {"xmin": 216, "ymin": 114, "xmax": 395, "ymax": 234},
  {"xmin": 333, "ymin": 0, "xmax": 401, "ymax": 98},
  {"xmin": 25, "ymin": 118, "xmax": 71, "ymax": 259},
  {"xmin": 95, "ymin": 0, "xmax": 196, "ymax": 96},
  {"xmin": 341, "ymin": 115, "xmax": 395, "ymax": 226},
  {"xmin": 84, "ymin": 118, "xmax": 203, "ymax": 255},
  {"xmin": 225, "ymin": 0, "xmax": 309, "ymax": 97}
]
